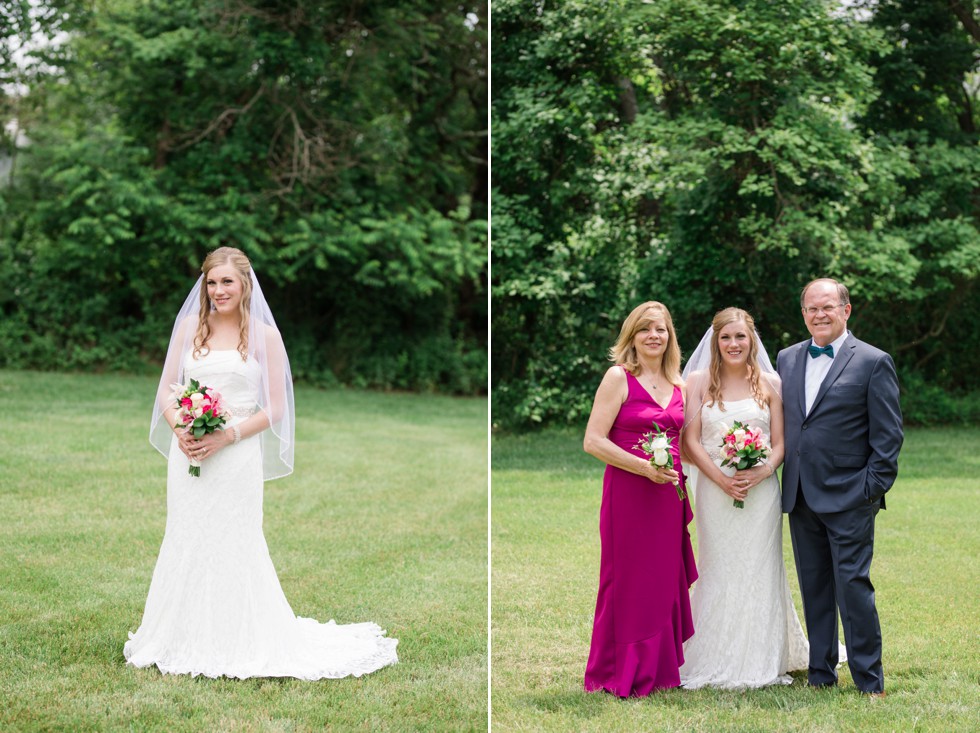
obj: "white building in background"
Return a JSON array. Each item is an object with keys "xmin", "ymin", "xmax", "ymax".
[{"xmin": 1, "ymin": 118, "xmax": 29, "ymax": 187}]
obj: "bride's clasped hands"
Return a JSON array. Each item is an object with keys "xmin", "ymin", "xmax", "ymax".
[
  {"xmin": 175, "ymin": 428, "xmax": 227, "ymax": 464},
  {"xmin": 728, "ymin": 464, "xmax": 771, "ymax": 503}
]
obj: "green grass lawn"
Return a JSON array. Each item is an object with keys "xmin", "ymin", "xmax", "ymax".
[
  {"xmin": 0, "ymin": 370, "xmax": 488, "ymax": 732},
  {"xmin": 491, "ymin": 426, "xmax": 980, "ymax": 732}
]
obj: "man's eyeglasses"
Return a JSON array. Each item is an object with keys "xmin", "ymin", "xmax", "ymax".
[{"xmin": 803, "ymin": 304, "xmax": 845, "ymax": 317}]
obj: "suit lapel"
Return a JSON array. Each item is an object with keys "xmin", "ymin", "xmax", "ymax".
[
  {"xmin": 791, "ymin": 343, "xmax": 808, "ymax": 418},
  {"xmin": 808, "ymin": 334, "xmax": 856, "ymax": 416}
]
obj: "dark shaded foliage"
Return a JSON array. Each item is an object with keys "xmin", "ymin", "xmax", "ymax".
[
  {"xmin": 1, "ymin": 0, "xmax": 488, "ymax": 393},
  {"xmin": 492, "ymin": 0, "xmax": 979, "ymax": 428}
]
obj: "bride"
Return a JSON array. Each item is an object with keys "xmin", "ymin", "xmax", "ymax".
[
  {"xmin": 125, "ymin": 246, "xmax": 398, "ymax": 679},
  {"xmin": 678, "ymin": 307, "xmax": 808, "ymax": 689}
]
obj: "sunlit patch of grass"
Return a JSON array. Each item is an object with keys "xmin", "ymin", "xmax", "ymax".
[
  {"xmin": 0, "ymin": 370, "xmax": 488, "ymax": 732},
  {"xmin": 491, "ymin": 426, "xmax": 980, "ymax": 732}
]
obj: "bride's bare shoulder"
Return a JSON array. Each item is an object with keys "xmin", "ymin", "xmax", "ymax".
[{"xmin": 760, "ymin": 372, "xmax": 782, "ymax": 399}]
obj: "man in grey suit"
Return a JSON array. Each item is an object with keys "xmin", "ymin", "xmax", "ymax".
[{"xmin": 776, "ymin": 278, "xmax": 903, "ymax": 697}]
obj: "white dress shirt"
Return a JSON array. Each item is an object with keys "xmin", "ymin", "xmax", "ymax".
[{"xmin": 804, "ymin": 331, "xmax": 850, "ymax": 415}]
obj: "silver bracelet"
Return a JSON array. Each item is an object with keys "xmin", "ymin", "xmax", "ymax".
[{"xmin": 232, "ymin": 425, "xmax": 241, "ymax": 445}]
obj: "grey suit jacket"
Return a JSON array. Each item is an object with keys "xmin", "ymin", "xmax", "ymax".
[{"xmin": 776, "ymin": 333, "xmax": 903, "ymax": 514}]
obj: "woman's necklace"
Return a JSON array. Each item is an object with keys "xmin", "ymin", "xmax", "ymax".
[{"xmin": 639, "ymin": 371, "xmax": 666, "ymax": 393}]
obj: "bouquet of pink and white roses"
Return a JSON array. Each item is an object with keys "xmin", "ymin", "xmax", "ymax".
[
  {"xmin": 634, "ymin": 423, "xmax": 686, "ymax": 501},
  {"xmin": 171, "ymin": 379, "xmax": 230, "ymax": 477},
  {"xmin": 719, "ymin": 420, "xmax": 771, "ymax": 508}
]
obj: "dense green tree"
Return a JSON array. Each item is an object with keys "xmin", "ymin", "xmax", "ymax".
[
  {"xmin": 0, "ymin": 0, "xmax": 487, "ymax": 393},
  {"xmin": 492, "ymin": 0, "xmax": 653, "ymax": 423},
  {"xmin": 851, "ymin": 0, "xmax": 980, "ymax": 396},
  {"xmin": 492, "ymin": 0, "xmax": 980, "ymax": 428}
]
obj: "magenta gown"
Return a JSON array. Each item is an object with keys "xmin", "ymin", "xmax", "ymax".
[{"xmin": 584, "ymin": 369, "xmax": 698, "ymax": 697}]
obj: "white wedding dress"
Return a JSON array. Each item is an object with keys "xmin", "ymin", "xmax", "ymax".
[
  {"xmin": 125, "ymin": 350, "xmax": 398, "ymax": 679},
  {"xmin": 679, "ymin": 398, "xmax": 808, "ymax": 689}
]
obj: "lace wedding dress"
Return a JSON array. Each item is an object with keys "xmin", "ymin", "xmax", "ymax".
[
  {"xmin": 679, "ymin": 398, "xmax": 808, "ymax": 689},
  {"xmin": 125, "ymin": 350, "xmax": 398, "ymax": 679}
]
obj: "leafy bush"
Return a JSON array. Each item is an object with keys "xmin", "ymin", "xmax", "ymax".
[
  {"xmin": 0, "ymin": 0, "xmax": 487, "ymax": 394},
  {"xmin": 491, "ymin": 0, "xmax": 979, "ymax": 429},
  {"xmin": 898, "ymin": 371, "xmax": 980, "ymax": 427}
]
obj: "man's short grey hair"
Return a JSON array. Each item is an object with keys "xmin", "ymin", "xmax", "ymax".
[{"xmin": 801, "ymin": 278, "xmax": 850, "ymax": 308}]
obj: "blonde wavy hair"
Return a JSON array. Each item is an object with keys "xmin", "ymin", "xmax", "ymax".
[
  {"xmin": 609, "ymin": 301, "xmax": 683, "ymax": 385},
  {"xmin": 193, "ymin": 246, "xmax": 252, "ymax": 361},
  {"xmin": 704, "ymin": 307, "xmax": 768, "ymax": 410}
]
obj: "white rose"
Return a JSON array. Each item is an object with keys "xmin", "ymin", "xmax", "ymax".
[
  {"xmin": 651, "ymin": 435, "xmax": 669, "ymax": 451},
  {"xmin": 653, "ymin": 448, "xmax": 669, "ymax": 467},
  {"xmin": 193, "ymin": 407, "xmax": 204, "ymax": 418},
  {"xmin": 190, "ymin": 392, "xmax": 205, "ymax": 405}
]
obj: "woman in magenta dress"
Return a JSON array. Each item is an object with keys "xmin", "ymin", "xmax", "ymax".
[{"xmin": 583, "ymin": 301, "xmax": 698, "ymax": 697}]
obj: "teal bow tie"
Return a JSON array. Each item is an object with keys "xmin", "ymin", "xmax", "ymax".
[{"xmin": 808, "ymin": 343, "xmax": 834, "ymax": 359}]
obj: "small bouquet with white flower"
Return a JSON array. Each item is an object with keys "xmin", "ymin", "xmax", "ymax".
[
  {"xmin": 719, "ymin": 420, "xmax": 771, "ymax": 508},
  {"xmin": 171, "ymin": 379, "xmax": 230, "ymax": 477},
  {"xmin": 634, "ymin": 423, "xmax": 685, "ymax": 501}
]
